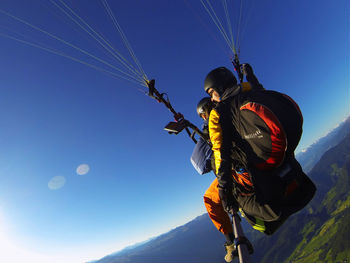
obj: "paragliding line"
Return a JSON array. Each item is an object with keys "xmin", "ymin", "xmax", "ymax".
[
  {"xmin": 0, "ymin": 8, "xmax": 145, "ymax": 86},
  {"xmin": 0, "ymin": 31, "xmax": 144, "ymax": 87},
  {"xmin": 49, "ymin": 0, "xmax": 145, "ymax": 82}
]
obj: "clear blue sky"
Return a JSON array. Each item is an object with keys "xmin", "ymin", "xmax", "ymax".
[{"xmin": 0, "ymin": 0, "xmax": 349, "ymax": 262}]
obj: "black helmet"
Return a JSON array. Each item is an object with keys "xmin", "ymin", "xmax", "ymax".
[
  {"xmin": 196, "ymin": 97, "xmax": 213, "ymax": 119},
  {"xmin": 204, "ymin": 67, "xmax": 237, "ymax": 96}
]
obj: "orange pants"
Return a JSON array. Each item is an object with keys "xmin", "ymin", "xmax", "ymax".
[{"xmin": 203, "ymin": 178, "xmax": 233, "ymax": 234}]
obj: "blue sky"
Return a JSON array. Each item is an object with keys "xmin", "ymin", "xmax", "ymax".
[{"xmin": 0, "ymin": 0, "xmax": 349, "ymax": 262}]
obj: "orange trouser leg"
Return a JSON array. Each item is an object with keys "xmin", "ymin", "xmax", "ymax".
[{"xmin": 203, "ymin": 178, "xmax": 233, "ymax": 234}]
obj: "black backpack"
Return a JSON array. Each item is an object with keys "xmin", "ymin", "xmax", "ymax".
[{"xmin": 229, "ymin": 89, "xmax": 303, "ymax": 171}]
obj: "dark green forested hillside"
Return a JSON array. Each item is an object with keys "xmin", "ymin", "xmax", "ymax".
[{"xmin": 284, "ymin": 135, "xmax": 350, "ymax": 263}]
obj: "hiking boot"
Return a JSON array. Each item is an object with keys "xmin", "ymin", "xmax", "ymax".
[{"xmin": 224, "ymin": 242, "xmax": 238, "ymax": 262}]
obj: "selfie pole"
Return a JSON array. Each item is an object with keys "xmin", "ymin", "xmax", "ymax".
[{"xmin": 231, "ymin": 213, "xmax": 254, "ymax": 263}]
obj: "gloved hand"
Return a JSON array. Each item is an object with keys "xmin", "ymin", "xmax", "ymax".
[
  {"xmin": 240, "ymin": 63, "xmax": 254, "ymax": 76},
  {"xmin": 219, "ymin": 187, "xmax": 239, "ymax": 215}
]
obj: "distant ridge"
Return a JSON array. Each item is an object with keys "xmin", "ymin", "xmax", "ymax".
[{"xmin": 297, "ymin": 116, "xmax": 350, "ymax": 173}]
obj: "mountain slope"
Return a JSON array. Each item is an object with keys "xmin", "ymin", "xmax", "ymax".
[
  {"xmin": 95, "ymin": 214, "xmax": 225, "ymax": 263},
  {"xmin": 285, "ymin": 198, "xmax": 350, "ymax": 262}
]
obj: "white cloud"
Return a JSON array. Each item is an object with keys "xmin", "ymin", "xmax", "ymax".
[
  {"xmin": 76, "ymin": 164, "xmax": 90, "ymax": 175},
  {"xmin": 48, "ymin": 176, "xmax": 66, "ymax": 190}
]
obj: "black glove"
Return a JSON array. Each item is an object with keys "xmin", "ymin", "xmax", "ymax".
[
  {"xmin": 240, "ymin": 63, "xmax": 254, "ymax": 76},
  {"xmin": 240, "ymin": 63, "xmax": 264, "ymax": 91},
  {"xmin": 219, "ymin": 187, "xmax": 239, "ymax": 215}
]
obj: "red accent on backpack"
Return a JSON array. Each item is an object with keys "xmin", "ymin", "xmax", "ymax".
[{"xmin": 240, "ymin": 102, "xmax": 287, "ymax": 169}]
